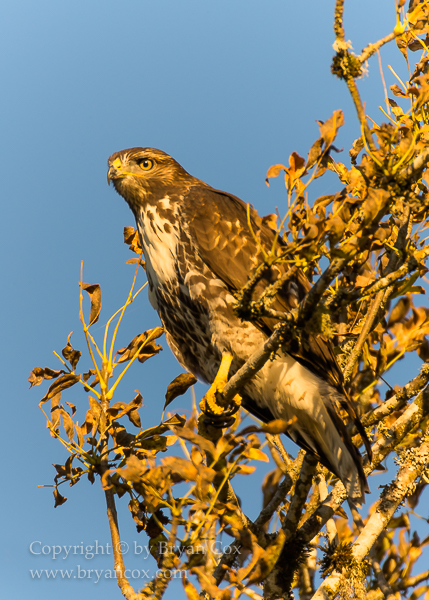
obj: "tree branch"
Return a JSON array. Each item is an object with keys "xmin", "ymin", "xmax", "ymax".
[
  {"xmin": 294, "ymin": 386, "xmax": 429, "ymax": 546},
  {"xmin": 282, "ymin": 454, "xmax": 318, "ymax": 539},
  {"xmin": 358, "ymin": 32, "xmax": 396, "ymax": 64},
  {"xmin": 396, "ymin": 569, "xmax": 429, "ymax": 592},
  {"xmin": 333, "ymin": 0, "xmax": 345, "ymax": 43},
  {"xmin": 361, "ymin": 363, "xmax": 429, "ymax": 429},
  {"xmin": 315, "ymin": 469, "xmax": 338, "ymax": 547},
  {"xmin": 311, "ymin": 429, "xmax": 429, "ymax": 599},
  {"xmin": 332, "ymin": 2, "xmax": 377, "ymax": 153},
  {"xmin": 222, "ymin": 321, "xmax": 297, "ymax": 405},
  {"xmin": 343, "ymin": 205, "xmax": 412, "ymax": 383},
  {"xmin": 368, "ymin": 385, "xmax": 429, "ymax": 469},
  {"xmin": 263, "ymin": 455, "xmax": 318, "ymax": 599},
  {"xmin": 152, "ymin": 516, "xmax": 179, "ymax": 600},
  {"xmin": 255, "ymin": 450, "xmax": 305, "ymax": 528},
  {"xmin": 369, "ymin": 547, "xmax": 397, "ymax": 600},
  {"xmin": 213, "ymin": 451, "xmax": 305, "ymax": 586},
  {"xmin": 105, "ymin": 487, "xmax": 142, "ymax": 600},
  {"xmin": 329, "ymin": 251, "xmax": 425, "ymax": 309},
  {"xmin": 342, "ymin": 288, "xmax": 387, "ymax": 384},
  {"xmin": 266, "ymin": 433, "xmax": 293, "ymax": 473},
  {"xmin": 398, "ymin": 147, "xmax": 429, "ymax": 184}
]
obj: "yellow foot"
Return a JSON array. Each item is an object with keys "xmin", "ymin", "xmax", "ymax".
[{"xmin": 200, "ymin": 353, "xmax": 242, "ymax": 424}]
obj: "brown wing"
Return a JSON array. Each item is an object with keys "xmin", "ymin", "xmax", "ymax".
[
  {"xmin": 181, "ymin": 184, "xmax": 372, "ymax": 462},
  {"xmin": 181, "ymin": 184, "xmax": 343, "ymax": 389}
]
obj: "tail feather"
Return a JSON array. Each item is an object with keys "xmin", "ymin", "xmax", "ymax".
[
  {"xmin": 287, "ymin": 408, "xmax": 368, "ymax": 506},
  {"xmin": 242, "ymin": 378, "xmax": 369, "ymax": 505}
]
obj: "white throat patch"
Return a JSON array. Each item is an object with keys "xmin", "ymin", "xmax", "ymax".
[{"xmin": 136, "ymin": 197, "xmax": 179, "ymax": 300}]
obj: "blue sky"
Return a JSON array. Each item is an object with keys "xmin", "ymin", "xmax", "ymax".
[{"xmin": 2, "ymin": 1, "xmax": 427, "ymax": 598}]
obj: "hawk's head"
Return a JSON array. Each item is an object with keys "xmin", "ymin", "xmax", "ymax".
[{"xmin": 107, "ymin": 147, "xmax": 200, "ymax": 211}]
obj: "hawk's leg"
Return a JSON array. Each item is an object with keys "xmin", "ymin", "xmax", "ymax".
[{"xmin": 200, "ymin": 352, "xmax": 241, "ymax": 427}]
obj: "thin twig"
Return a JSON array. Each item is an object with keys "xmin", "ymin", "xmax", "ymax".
[
  {"xmin": 396, "ymin": 570, "xmax": 429, "ymax": 591},
  {"xmin": 342, "ymin": 288, "xmax": 386, "ymax": 383},
  {"xmin": 333, "ymin": 0, "xmax": 345, "ymax": 43},
  {"xmin": 343, "ymin": 205, "xmax": 411, "ymax": 383},
  {"xmin": 255, "ymin": 451, "xmax": 305, "ymax": 528},
  {"xmin": 329, "ymin": 250, "xmax": 426, "ymax": 308},
  {"xmin": 361, "ymin": 363, "xmax": 429, "ymax": 429},
  {"xmin": 316, "ymin": 468, "xmax": 338, "ymax": 547},
  {"xmin": 152, "ymin": 516, "xmax": 179, "ymax": 600},
  {"xmin": 105, "ymin": 487, "xmax": 139, "ymax": 600},
  {"xmin": 333, "ymin": 0, "xmax": 376, "ymax": 152},
  {"xmin": 266, "ymin": 433, "xmax": 292, "ymax": 473},
  {"xmin": 282, "ymin": 454, "xmax": 318, "ymax": 539},
  {"xmin": 358, "ymin": 32, "xmax": 396, "ymax": 64},
  {"xmin": 258, "ymin": 263, "xmax": 301, "ymax": 306},
  {"xmin": 369, "ymin": 551, "xmax": 397, "ymax": 600},
  {"xmin": 222, "ymin": 324, "xmax": 290, "ymax": 403},
  {"xmin": 213, "ymin": 451, "xmax": 304, "ymax": 586}
]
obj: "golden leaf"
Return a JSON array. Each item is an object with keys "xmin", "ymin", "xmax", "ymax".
[
  {"xmin": 81, "ymin": 282, "xmax": 102, "ymax": 326},
  {"xmin": 317, "ymin": 110, "xmax": 344, "ymax": 150},
  {"xmin": 28, "ymin": 366, "xmax": 65, "ymax": 388},
  {"xmin": 245, "ymin": 448, "xmax": 269, "ymax": 462},
  {"xmin": 62, "ymin": 332, "xmax": 81, "ymax": 370},
  {"xmin": 61, "ymin": 408, "xmax": 75, "ymax": 442},
  {"xmin": 306, "ymin": 137, "xmax": 324, "ymax": 170},
  {"xmin": 164, "ymin": 372, "xmax": 197, "ymax": 409},
  {"xmin": 53, "ymin": 488, "xmax": 67, "ymax": 508},
  {"xmin": 390, "ymin": 84, "xmax": 408, "ymax": 98},
  {"xmin": 265, "ymin": 163, "xmax": 287, "ymax": 186},
  {"xmin": 233, "ymin": 465, "xmax": 256, "ymax": 475},
  {"xmin": 123, "ymin": 225, "xmax": 143, "ymax": 254},
  {"xmin": 182, "ymin": 576, "xmax": 200, "ymax": 600},
  {"xmin": 107, "ymin": 392, "xmax": 143, "ymax": 427},
  {"xmin": 169, "ymin": 425, "xmax": 216, "ymax": 457},
  {"xmin": 39, "ymin": 374, "xmax": 80, "ymax": 404},
  {"xmin": 115, "ymin": 328, "xmax": 164, "ymax": 364}
]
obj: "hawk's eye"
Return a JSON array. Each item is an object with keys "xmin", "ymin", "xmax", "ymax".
[{"xmin": 139, "ymin": 159, "xmax": 154, "ymax": 171}]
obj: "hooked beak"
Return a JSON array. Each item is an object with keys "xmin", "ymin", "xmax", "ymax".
[{"xmin": 107, "ymin": 158, "xmax": 123, "ymax": 185}]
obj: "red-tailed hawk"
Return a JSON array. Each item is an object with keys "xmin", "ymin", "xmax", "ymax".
[{"xmin": 107, "ymin": 147, "xmax": 370, "ymax": 505}]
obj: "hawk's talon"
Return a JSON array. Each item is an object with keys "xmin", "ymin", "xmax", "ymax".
[
  {"xmin": 199, "ymin": 352, "xmax": 241, "ymax": 428},
  {"xmin": 201, "ymin": 395, "xmax": 241, "ymax": 419},
  {"xmin": 201, "ymin": 397, "xmax": 241, "ymax": 428}
]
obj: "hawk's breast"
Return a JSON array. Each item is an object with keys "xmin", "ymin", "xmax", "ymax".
[
  {"xmin": 135, "ymin": 198, "xmax": 219, "ymax": 379},
  {"xmin": 135, "ymin": 196, "xmax": 268, "ymax": 385},
  {"xmin": 135, "ymin": 196, "xmax": 180, "ymax": 310}
]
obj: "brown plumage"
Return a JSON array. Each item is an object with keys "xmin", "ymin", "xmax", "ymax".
[{"xmin": 107, "ymin": 147, "xmax": 370, "ymax": 505}]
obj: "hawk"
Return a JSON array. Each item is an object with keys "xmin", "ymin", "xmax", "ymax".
[{"xmin": 107, "ymin": 147, "xmax": 370, "ymax": 505}]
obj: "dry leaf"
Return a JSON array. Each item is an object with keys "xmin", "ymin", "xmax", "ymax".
[
  {"xmin": 164, "ymin": 373, "xmax": 197, "ymax": 409},
  {"xmin": 81, "ymin": 282, "xmax": 102, "ymax": 325}
]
